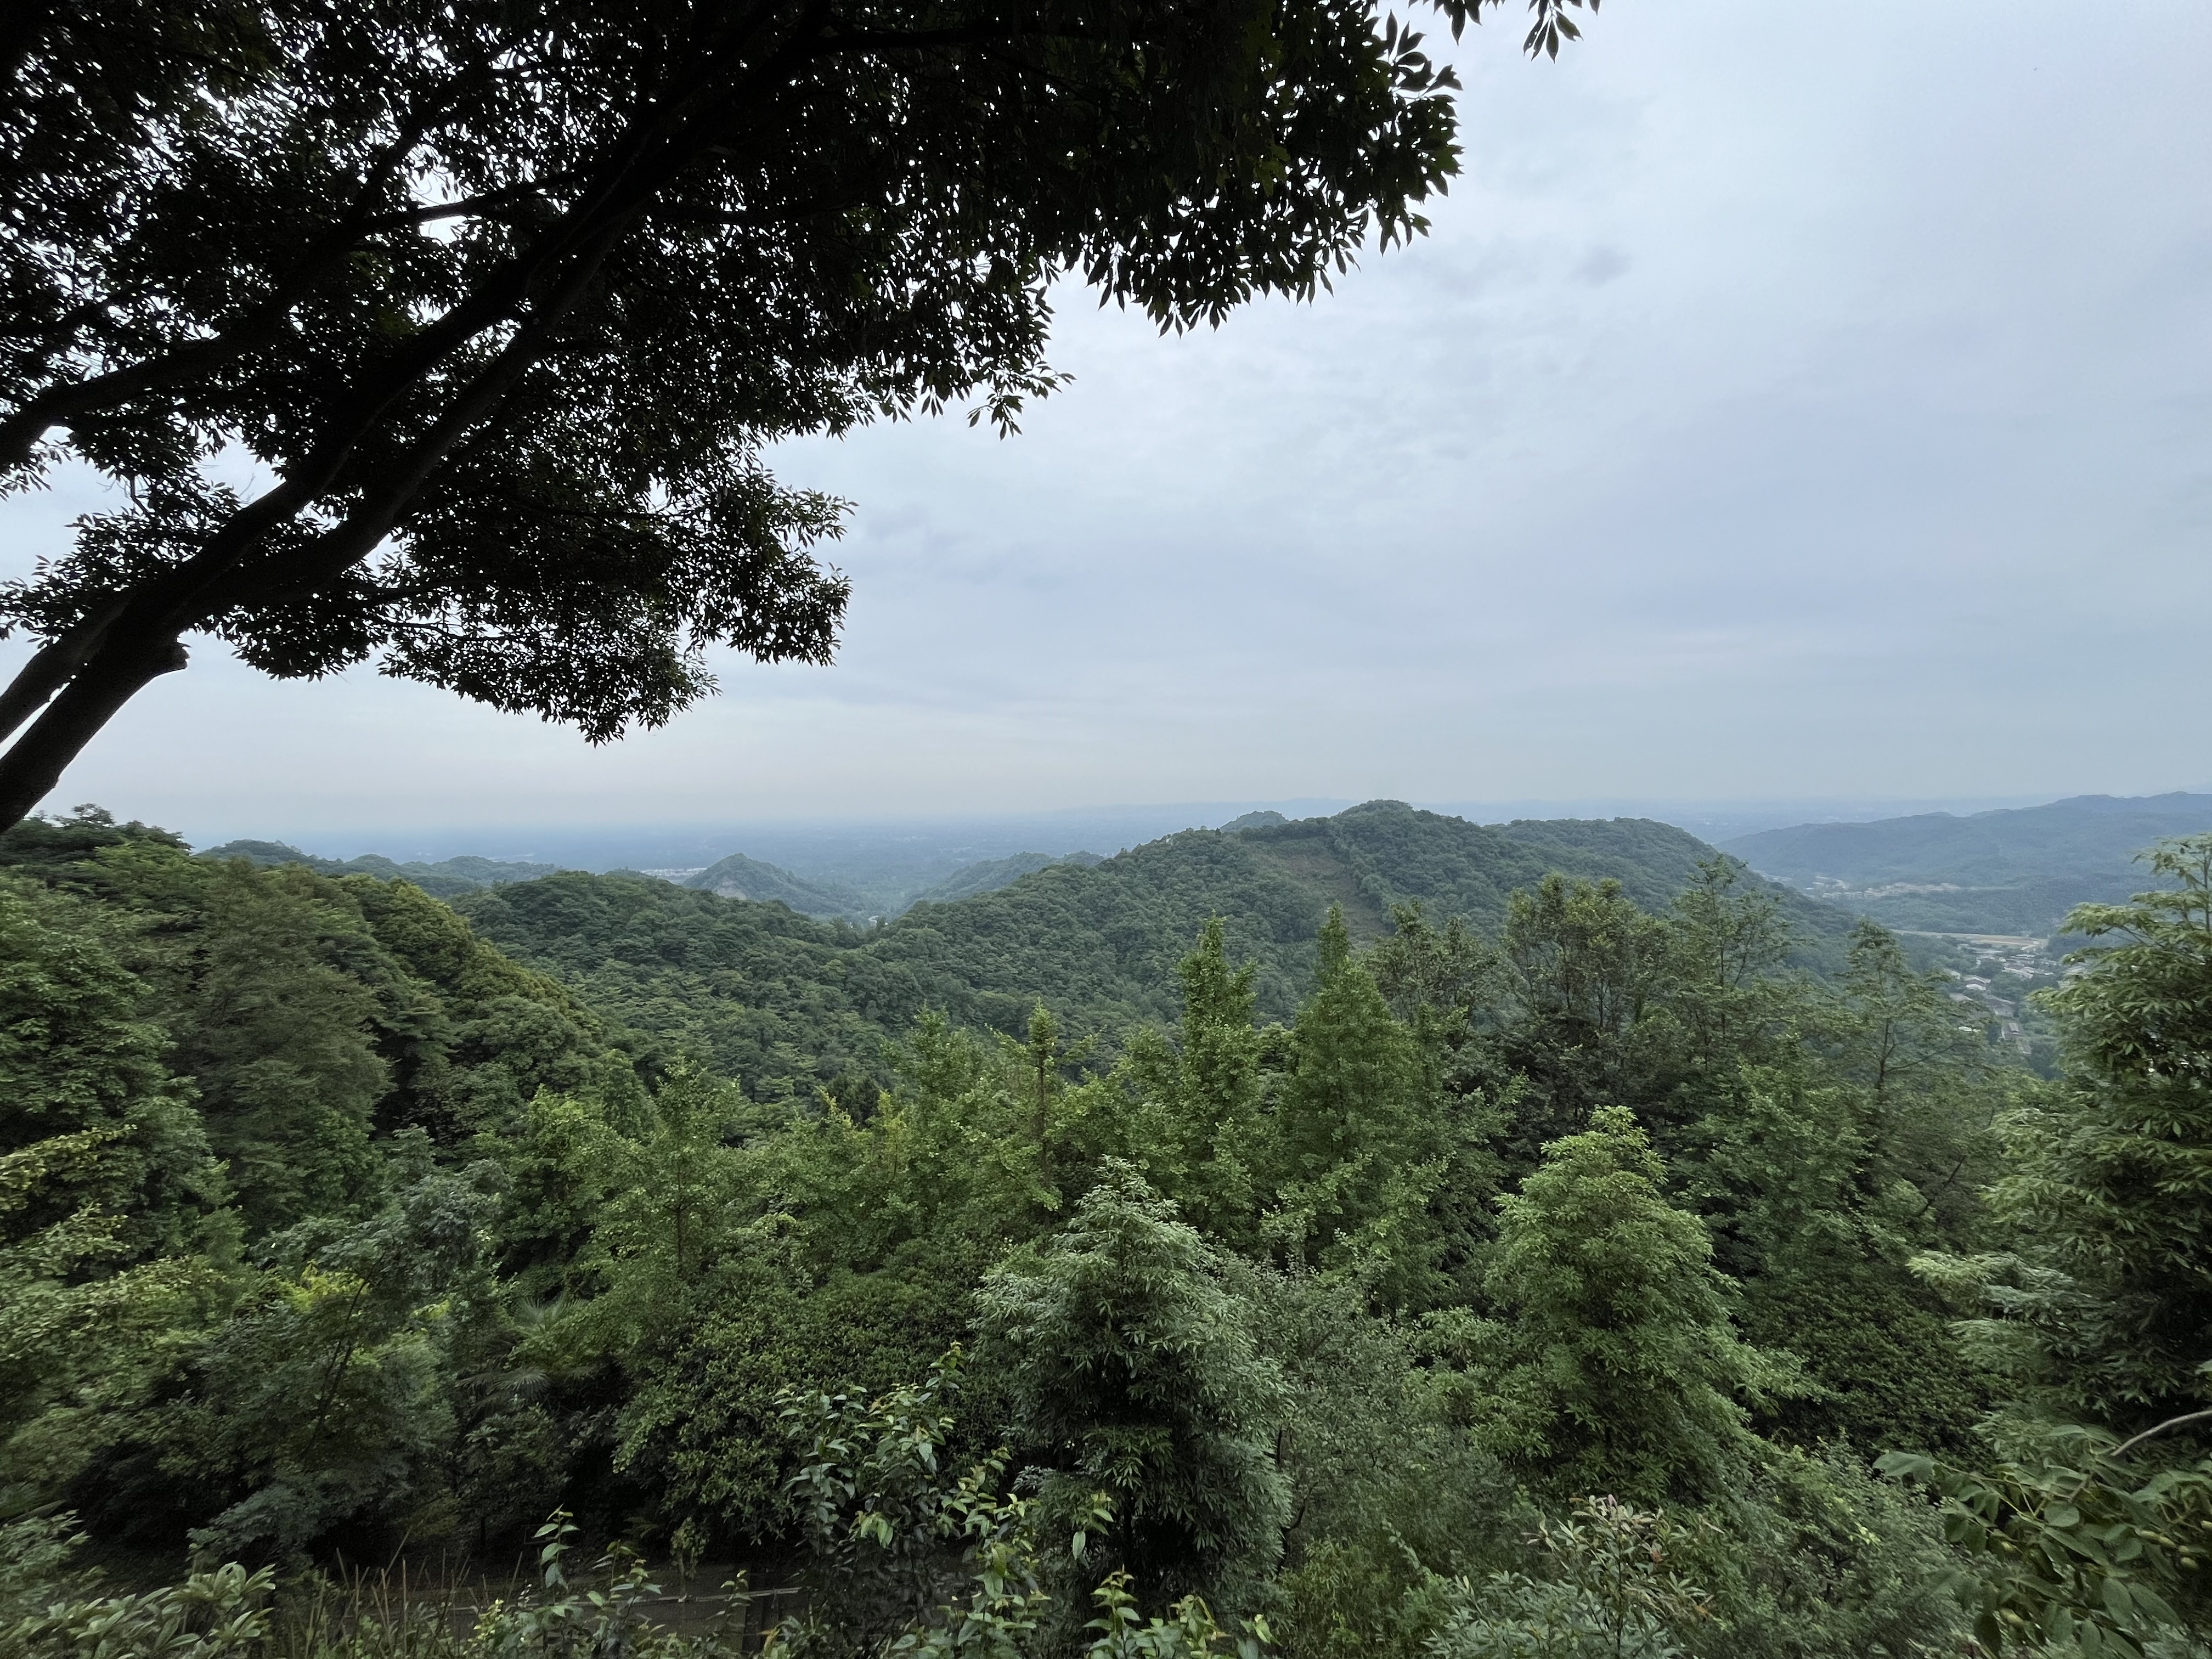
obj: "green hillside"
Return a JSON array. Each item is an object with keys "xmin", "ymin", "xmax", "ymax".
[
  {"xmin": 1722, "ymin": 792, "xmax": 2212, "ymax": 935},
  {"xmin": 907, "ymin": 849, "xmax": 1105, "ymax": 907},
  {"xmin": 9, "ymin": 800, "xmax": 2089, "ymax": 1651},
  {"xmin": 25, "ymin": 800, "xmax": 2197, "ymax": 1654},
  {"xmin": 680, "ymin": 849, "xmax": 876, "ymax": 920},
  {"xmin": 448, "ymin": 872, "xmax": 916, "ymax": 1102},
  {"xmin": 454, "ymin": 800, "xmax": 1846, "ymax": 1101},
  {"xmin": 199, "ymin": 838, "xmax": 566, "ymax": 897},
  {"xmin": 873, "ymin": 802, "xmax": 1849, "ymax": 1034}
]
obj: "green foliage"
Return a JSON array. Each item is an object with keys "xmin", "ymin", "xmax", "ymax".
[
  {"xmin": 156, "ymin": 1154, "xmax": 504, "ymax": 1562},
  {"xmin": 199, "ymin": 841, "xmax": 564, "ymax": 899},
  {"xmin": 452, "ymin": 872, "xmax": 909, "ymax": 1103},
  {"xmin": 102, "ymin": 847, "xmax": 399, "ymax": 1233},
  {"xmin": 1277, "ymin": 1539, "xmax": 1463, "ymax": 1659},
  {"xmin": 772, "ymin": 1356, "xmax": 1014, "ymax": 1652},
  {"xmin": 1882, "ymin": 836, "xmax": 2212, "ymax": 1654},
  {"xmin": 1247, "ymin": 1261, "xmax": 1503, "ymax": 1575},
  {"xmin": 1115, "ymin": 919, "xmax": 1268, "ymax": 1246},
  {"xmin": 0, "ymin": 874, "xmax": 233, "ymax": 1509},
  {"xmin": 1878, "ymin": 1427, "xmax": 2210, "ymax": 1656},
  {"xmin": 459, "ymin": 806, "xmax": 1839, "ymax": 1067},
  {"xmin": 1432, "ymin": 1498, "xmax": 1713, "ymax": 1659},
  {"xmin": 1679, "ymin": 1044, "xmax": 1990, "ymax": 1456},
  {"xmin": 0, "ymin": 800, "xmax": 2080, "ymax": 1659},
  {"xmin": 1918, "ymin": 835, "xmax": 2212, "ymax": 1429},
  {"xmin": 978, "ymin": 1169, "xmax": 1290, "ymax": 1613},
  {"xmin": 1830, "ymin": 918, "xmax": 2001, "ymax": 1236},
  {"xmin": 1077, "ymin": 1573, "xmax": 1272, "ymax": 1659},
  {"xmin": 5, "ymin": 817, "xmax": 636, "ymax": 1227},
  {"xmin": 1492, "ymin": 878, "xmax": 1674, "ymax": 1150},
  {"xmin": 5, "ymin": 1556, "xmax": 275, "ymax": 1658},
  {"xmin": 909, "ymin": 855, "xmax": 1087, "ymax": 913},
  {"xmin": 0, "ymin": 814, "xmax": 644, "ymax": 1553},
  {"xmin": 1272, "ymin": 908, "xmax": 1437, "ymax": 1290},
  {"xmin": 771, "ymin": 1356, "xmax": 1051, "ymax": 1658},
  {"xmin": 686, "ymin": 853, "xmax": 878, "ymax": 922},
  {"xmin": 882, "ymin": 811, "xmax": 1842, "ymax": 1045},
  {"xmin": 1479, "ymin": 878, "xmax": 2002, "ymax": 1458},
  {"xmin": 1677, "ymin": 1447, "xmax": 1965, "ymax": 1659},
  {"xmin": 1470, "ymin": 1108, "xmax": 1786, "ymax": 1504},
  {"xmin": 766, "ymin": 1365, "xmax": 1270, "ymax": 1659},
  {"xmin": 0, "ymin": 875, "xmax": 224, "ymax": 1248}
]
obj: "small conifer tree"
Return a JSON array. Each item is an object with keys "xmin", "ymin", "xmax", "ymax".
[{"xmin": 1477, "ymin": 1105, "xmax": 1783, "ymax": 1503}]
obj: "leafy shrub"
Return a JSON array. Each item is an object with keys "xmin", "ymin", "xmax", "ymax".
[{"xmin": 977, "ymin": 1169, "xmax": 1289, "ymax": 1615}]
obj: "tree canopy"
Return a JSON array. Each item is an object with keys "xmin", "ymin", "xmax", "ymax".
[
  {"xmin": 0, "ymin": 0, "xmax": 1592, "ymax": 827},
  {"xmin": 24, "ymin": 810, "xmax": 2212, "ymax": 1656}
]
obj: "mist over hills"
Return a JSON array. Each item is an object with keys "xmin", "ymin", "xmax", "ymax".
[
  {"xmin": 205, "ymin": 787, "xmax": 2212, "ymax": 953},
  {"xmin": 1722, "ymin": 792, "xmax": 2212, "ymax": 936},
  {"xmin": 202, "ymin": 794, "xmax": 2056, "ymax": 909}
]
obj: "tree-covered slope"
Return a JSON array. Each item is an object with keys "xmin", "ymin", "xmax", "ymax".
[
  {"xmin": 0, "ymin": 811, "xmax": 640, "ymax": 1229},
  {"xmin": 449, "ymin": 873, "xmax": 922, "ymax": 1103},
  {"xmin": 456, "ymin": 802, "xmax": 1841, "ymax": 1097},
  {"xmin": 906, "ymin": 850, "xmax": 1103, "ymax": 908},
  {"xmin": 680, "ymin": 851, "xmax": 876, "ymax": 921},
  {"xmin": 1723, "ymin": 792, "xmax": 2212, "ymax": 935},
  {"xmin": 199, "ymin": 838, "xmax": 566, "ymax": 897},
  {"xmin": 874, "ymin": 802, "xmax": 1847, "ymax": 1033}
]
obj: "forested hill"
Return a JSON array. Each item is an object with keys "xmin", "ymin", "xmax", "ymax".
[
  {"xmin": 1723, "ymin": 791, "xmax": 2212, "ymax": 935},
  {"xmin": 871, "ymin": 802, "xmax": 1846, "ymax": 1031},
  {"xmin": 452, "ymin": 800, "xmax": 1844, "ymax": 1099},
  {"xmin": 680, "ymin": 849, "xmax": 876, "ymax": 919},
  {"xmin": 906, "ymin": 849, "xmax": 1104, "ymax": 908},
  {"xmin": 201, "ymin": 838, "xmax": 566, "ymax": 896}
]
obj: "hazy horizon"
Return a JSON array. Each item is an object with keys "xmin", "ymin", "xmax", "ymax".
[{"xmin": 146, "ymin": 787, "xmax": 2212, "ymax": 874}]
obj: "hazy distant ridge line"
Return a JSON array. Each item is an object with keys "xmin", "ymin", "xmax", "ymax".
[{"xmin": 1720, "ymin": 792, "xmax": 2212, "ymax": 937}]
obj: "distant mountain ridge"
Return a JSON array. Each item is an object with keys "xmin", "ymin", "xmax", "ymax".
[
  {"xmin": 1721, "ymin": 792, "xmax": 2212, "ymax": 935},
  {"xmin": 681, "ymin": 851, "xmax": 877, "ymax": 918},
  {"xmin": 678, "ymin": 847, "xmax": 1114, "ymax": 920},
  {"xmin": 200, "ymin": 839, "xmax": 566, "ymax": 897},
  {"xmin": 450, "ymin": 800, "xmax": 1847, "ymax": 1098},
  {"xmin": 204, "ymin": 837, "xmax": 1136, "ymax": 922}
]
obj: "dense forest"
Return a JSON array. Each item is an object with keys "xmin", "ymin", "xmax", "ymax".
[
  {"xmin": 442, "ymin": 804, "xmax": 1853, "ymax": 1105},
  {"xmin": 3, "ymin": 806, "xmax": 2207, "ymax": 1659}
]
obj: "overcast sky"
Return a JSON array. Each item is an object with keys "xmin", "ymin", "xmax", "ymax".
[{"xmin": 5, "ymin": 0, "xmax": 2209, "ymax": 847}]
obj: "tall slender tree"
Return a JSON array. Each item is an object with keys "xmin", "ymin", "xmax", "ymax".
[{"xmin": 1919, "ymin": 835, "xmax": 2212, "ymax": 1431}]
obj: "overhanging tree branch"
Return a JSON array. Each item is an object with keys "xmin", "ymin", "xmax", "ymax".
[{"xmin": 0, "ymin": 0, "xmax": 1515, "ymax": 827}]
